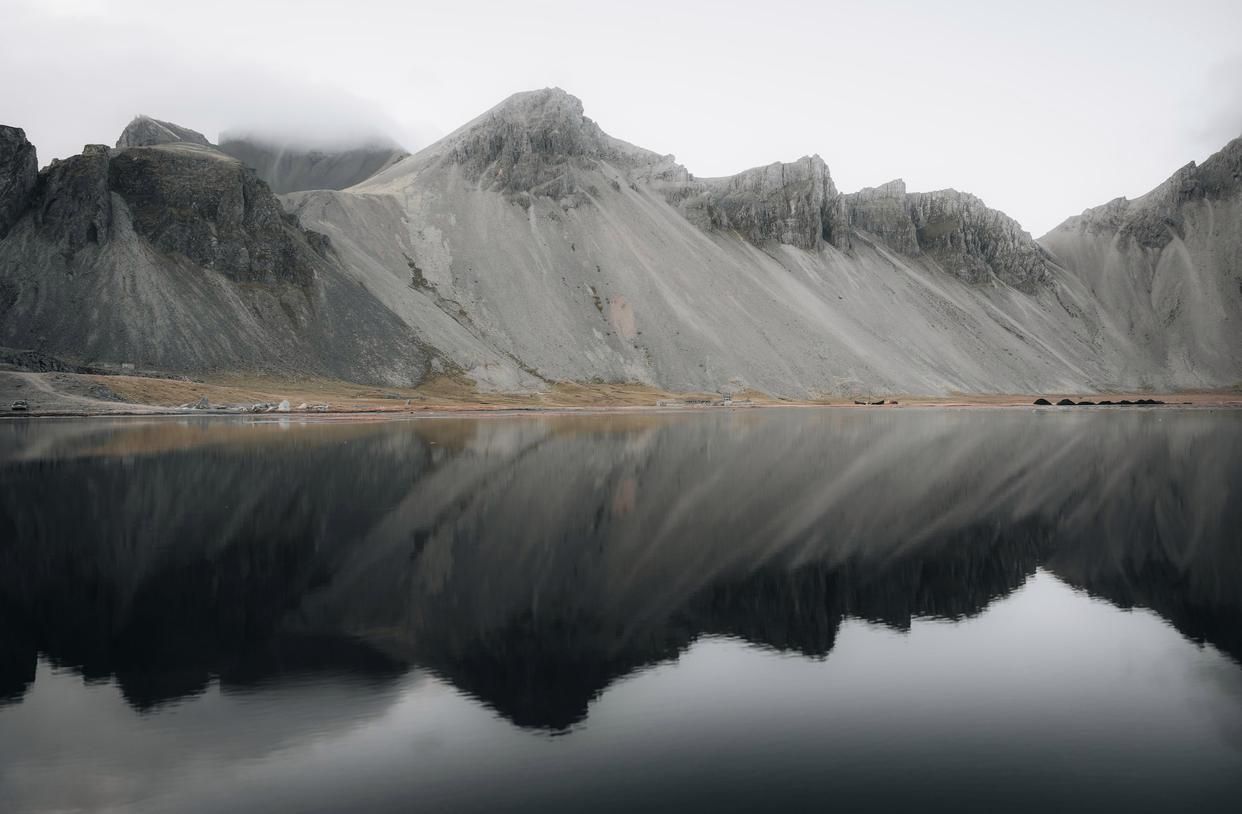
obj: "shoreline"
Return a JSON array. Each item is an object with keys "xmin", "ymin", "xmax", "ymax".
[
  {"xmin": 5, "ymin": 395, "xmax": 1242, "ymax": 422},
  {"xmin": 3, "ymin": 367, "xmax": 1240, "ymax": 420}
]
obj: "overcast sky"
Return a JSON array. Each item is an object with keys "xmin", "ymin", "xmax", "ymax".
[{"xmin": 4, "ymin": 0, "xmax": 1241, "ymax": 235}]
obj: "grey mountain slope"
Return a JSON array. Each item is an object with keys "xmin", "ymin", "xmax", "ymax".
[
  {"xmin": 217, "ymin": 136, "xmax": 409, "ymax": 194},
  {"xmin": 3, "ymin": 91, "xmax": 1240, "ymax": 394},
  {"xmin": 0, "ymin": 131, "xmax": 428, "ymax": 384},
  {"xmin": 290, "ymin": 88, "xmax": 1159, "ymax": 396},
  {"xmin": 1039, "ymin": 137, "xmax": 1242, "ymax": 387}
]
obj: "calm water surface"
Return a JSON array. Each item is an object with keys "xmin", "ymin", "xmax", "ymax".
[{"xmin": 1, "ymin": 408, "xmax": 1240, "ymax": 813}]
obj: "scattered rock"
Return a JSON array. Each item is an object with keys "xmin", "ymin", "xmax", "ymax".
[{"xmin": 86, "ymin": 383, "xmax": 123, "ymax": 402}]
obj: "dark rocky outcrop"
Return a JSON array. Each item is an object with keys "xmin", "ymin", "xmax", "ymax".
[
  {"xmin": 33, "ymin": 144, "xmax": 114, "ymax": 254},
  {"xmin": 109, "ymin": 144, "xmax": 315, "ymax": 286},
  {"xmin": 116, "ymin": 115, "xmax": 211, "ymax": 149},
  {"xmin": 0, "ymin": 126, "xmax": 38, "ymax": 239},
  {"xmin": 1033, "ymin": 398, "xmax": 1051, "ymax": 405},
  {"xmin": 0, "ymin": 127, "xmax": 429, "ymax": 384}
]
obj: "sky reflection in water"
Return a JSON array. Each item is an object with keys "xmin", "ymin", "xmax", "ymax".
[{"xmin": 1, "ymin": 408, "xmax": 1240, "ymax": 813}]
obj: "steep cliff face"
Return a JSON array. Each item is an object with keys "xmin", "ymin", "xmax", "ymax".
[
  {"xmin": 0, "ymin": 126, "xmax": 38, "ymax": 239},
  {"xmin": 0, "ymin": 134, "xmax": 429, "ymax": 384},
  {"xmin": 905, "ymin": 190, "xmax": 1055, "ymax": 291},
  {"xmin": 842, "ymin": 180, "xmax": 1055, "ymax": 292},
  {"xmin": 33, "ymin": 144, "xmax": 115, "ymax": 255},
  {"xmin": 1039, "ymin": 137, "xmax": 1242, "ymax": 387},
  {"xmin": 216, "ymin": 136, "xmax": 408, "ymax": 194},
  {"xmin": 846, "ymin": 180, "xmax": 919, "ymax": 254},
  {"xmin": 691, "ymin": 156, "xmax": 847, "ymax": 251},
  {"xmin": 116, "ymin": 115, "xmax": 212, "ymax": 149}
]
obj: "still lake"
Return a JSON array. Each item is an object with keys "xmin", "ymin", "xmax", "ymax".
[{"xmin": 1, "ymin": 408, "xmax": 1240, "ymax": 813}]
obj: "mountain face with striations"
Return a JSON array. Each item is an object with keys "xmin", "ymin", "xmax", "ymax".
[
  {"xmin": 1, "ymin": 89, "xmax": 1240, "ymax": 395},
  {"xmin": 216, "ymin": 135, "xmax": 408, "ymax": 194},
  {"xmin": 1039, "ymin": 137, "xmax": 1242, "ymax": 386}
]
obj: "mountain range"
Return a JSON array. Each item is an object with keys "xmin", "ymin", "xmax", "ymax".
[{"xmin": 1, "ymin": 89, "xmax": 1239, "ymax": 396}]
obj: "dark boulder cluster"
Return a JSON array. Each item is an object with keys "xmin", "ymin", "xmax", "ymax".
[{"xmin": 1037, "ymin": 397, "xmax": 1166, "ymax": 406}]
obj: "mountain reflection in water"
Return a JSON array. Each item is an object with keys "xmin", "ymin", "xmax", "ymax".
[{"xmin": 0, "ymin": 409, "xmax": 1240, "ymax": 813}]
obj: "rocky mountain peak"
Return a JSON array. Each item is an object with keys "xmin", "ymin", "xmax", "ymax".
[
  {"xmin": 1047, "ymin": 135, "xmax": 1242, "ymax": 250},
  {"xmin": 442, "ymin": 88, "xmax": 663, "ymax": 202},
  {"xmin": 486, "ymin": 87, "xmax": 586, "ymax": 129},
  {"xmin": 0, "ymin": 125, "xmax": 39, "ymax": 239},
  {"xmin": 116, "ymin": 115, "xmax": 212, "ymax": 149}
]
